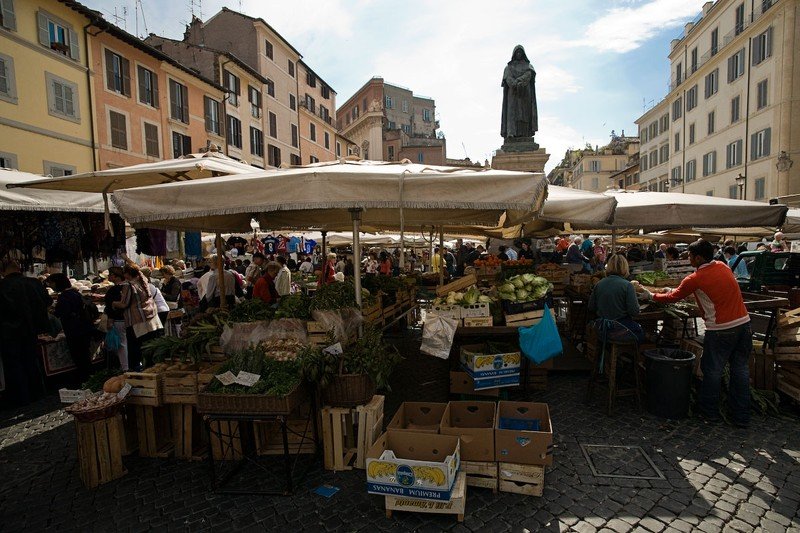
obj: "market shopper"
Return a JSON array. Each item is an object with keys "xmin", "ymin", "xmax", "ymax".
[
  {"xmin": 298, "ymin": 256, "xmax": 314, "ymax": 274},
  {"xmin": 655, "ymin": 243, "xmax": 667, "ymax": 259},
  {"xmin": 50, "ymin": 273, "xmax": 96, "ymax": 383},
  {"xmin": 592, "ymin": 238, "xmax": 607, "ymax": 271},
  {"xmin": 104, "ymin": 267, "xmax": 129, "ymax": 371},
  {"xmin": 566, "ymin": 237, "xmax": 588, "ymax": 270},
  {"xmin": 320, "ymin": 253, "xmax": 337, "ymax": 285},
  {"xmin": 431, "ymin": 247, "xmax": 444, "ymax": 273},
  {"xmin": 0, "ymin": 259, "xmax": 50, "ymax": 405},
  {"xmin": 724, "ymin": 246, "xmax": 749, "ymax": 279},
  {"xmin": 445, "ymin": 248, "xmax": 457, "ymax": 276},
  {"xmin": 141, "ymin": 268, "xmax": 170, "ymax": 328},
  {"xmin": 245, "ymin": 252, "xmax": 267, "ymax": 297},
  {"xmin": 159, "ymin": 266, "xmax": 182, "ymax": 306},
  {"xmin": 647, "ymin": 239, "xmax": 752, "ymax": 427},
  {"xmin": 274, "ymin": 256, "xmax": 292, "ymax": 296},
  {"xmin": 253, "ymin": 262, "xmax": 280, "ymax": 304},
  {"xmin": 379, "ymin": 252, "xmax": 393, "ymax": 277},
  {"xmin": 201, "ymin": 264, "xmax": 237, "ymax": 309},
  {"xmin": 518, "ymin": 241, "xmax": 534, "ymax": 260},
  {"xmin": 365, "ymin": 252, "xmax": 379, "ymax": 275},
  {"xmin": 588, "ymin": 255, "xmax": 644, "ymax": 343},
  {"xmin": 114, "ymin": 264, "xmax": 160, "ymax": 371}
]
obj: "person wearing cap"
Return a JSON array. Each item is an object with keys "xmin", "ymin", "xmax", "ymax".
[{"xmin": 104, "ymin": 267, "xmax": 129, "ymax": 370}]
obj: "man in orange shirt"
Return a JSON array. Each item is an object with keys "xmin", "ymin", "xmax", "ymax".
[{"xmin": 646, "ymin": 239, "xmax": 751, "ymax": 427}]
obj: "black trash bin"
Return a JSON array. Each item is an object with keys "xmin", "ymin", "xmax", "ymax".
[{"xmin": 643, "ymin": 348, "xmax": 696, "ymax": 419}]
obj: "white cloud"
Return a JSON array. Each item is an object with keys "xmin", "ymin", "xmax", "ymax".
[{"xmin": 243, "ymin": 0, "xmax": 358, "ymax": 40}]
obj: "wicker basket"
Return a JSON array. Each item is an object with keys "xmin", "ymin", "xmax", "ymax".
[
  {"xmin": 196, "ymin": 382, "xmax": 307, "ymax": 416},
  {"xmin": 65, "ymin": 395, "xmax": 125, "ymax": 422},
  {"xmin": 322, "ymin": 373, "xmax": 376, "ymax": 408}
]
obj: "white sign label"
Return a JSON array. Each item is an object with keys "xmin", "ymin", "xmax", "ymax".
[
  {"xmin": 323, "ymin": 342, "xmax": 343, "ymax": 356},
  {"xmin": 235, "ymin": 371, "xmax": 261, "ymax": 387},
  {"xmin": 215, "ymin": 371, "xmax": 237, "ymax": 386},
  {"xmin": 117, "ymin": 382, "xmax": 132, "ymax": 400}
]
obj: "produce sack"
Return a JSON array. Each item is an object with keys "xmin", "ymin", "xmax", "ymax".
[
  {"xmin": 220, "ymin": 321, "xmax": 271, "ymax": 354},
  {"xmin": 311, "ymin": 309, "xmax": 347, "ymax": 342},
  {"xmin": 105, "ymin": 327, "xmax": 121, "ymax": 351},
  {"xmin": 264, "ymin": 318, "xmax": 308, "ymax": 343},
  {"xmin": 339, "ymin": 307, "xmax": 364, "ymax": 339},
  {"xmin": 420, "ymin": 315, "xmax": 459, "ymax": 360},
  {"xmin": 518, "ymin": 304, "xmax": 562, "ymax": 364}
]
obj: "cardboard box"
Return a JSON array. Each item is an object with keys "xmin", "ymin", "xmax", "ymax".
[
  {"xmin": 387, "ymin": 402, "xmax": 447, "ymax": 434},
  {"xmin": 366, "ymin": 430, "xmax": 461, "ymax": 501},
  {"xmin": 463, "ymin": 367, "xmax": 520, "ymax": 391},
  {"xmin": 449, "ymin": 371, "xmax": 499, "ymax": 398},
  {"xmin": 440, "ymin": 401, "xmax": 496, "ymax": 462},
  {"xmin": 495, "ymin": 402, "xmax": 553, "ymax": 465},
  {"xmin": 460, "ymin": 344, "xmax": 521, "ymax": 379}
]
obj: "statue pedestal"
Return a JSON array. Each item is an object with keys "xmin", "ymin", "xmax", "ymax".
[{"xmin": 492, "ymin": 146, "xmax": 550, "ymax": 173}]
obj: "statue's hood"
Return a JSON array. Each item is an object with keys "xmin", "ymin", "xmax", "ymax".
[{"xmin": 509, "ymin": 45, "xmax": 530, "ymax": 63}]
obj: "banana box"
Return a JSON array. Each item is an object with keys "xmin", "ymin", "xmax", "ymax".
[
  {"xmin": 366, "ymin": 430, "xmax": 460, "ymax": 501},
  {"xmin": 460, "ymin": 344, "xmax": 521, "ymax": 379},
  {"xmin": 387, "ymin": 402, "xmax": 447, "ymax": 434}
]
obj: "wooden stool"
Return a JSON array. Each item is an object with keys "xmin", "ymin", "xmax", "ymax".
[{"xmin": 587, "ymin": 337, "xmax": 641, "ymax": 415}]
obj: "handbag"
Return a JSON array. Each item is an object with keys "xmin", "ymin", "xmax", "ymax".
[
  {"xmin": 105, "ymin": 326, "xmax": 121, "ymax": 351},
  {"xmin": 132, "ymin": 314, "xmax": 163, "ymax": 338},
  {"xmin": 518, "ymin": 304, "xmax": 563, "ymax": 364}
]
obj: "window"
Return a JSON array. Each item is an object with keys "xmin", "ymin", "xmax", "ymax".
[
  {"xmin": 305, "ymin": 94, "xmax": 316, "ymax": 113},
  {"xmin": 735, "ymin": 3, "xmax": 745, "ymax": 36},
  {"xmin": 248, "ymin": 86, "xmax": 262, "ymax": 118},
  {"xmin": 385, "ymin": 95, "xmax": 393, "ymax": 109},
  {"xmin": 401, "ymin": 124, "xmax": 411, "ymax": 134},
  {"xmin": 319, "ymin": 105, "xmax": 330, "ymax": 123},
  {"xmin": 388, "ymin": 121, "xmax": 396, "ymax": 130},
  {"xmin": 204, "ymin": 96, "xmax": 221, "ymax": 135},
  {"xmin": 753, "ymin": 27, "xmax": 773, "ymax": 65},
  {"xmin": 265, "ymin": 40, "xmax": 273, "ymax": 60},
  {"xmin": 265, "ymin": 79, "xmax": 275, "ymax": 98},
  {"xmin": 169, "ymin": 79, "xmax": 188, "ymax": 123},
  {"xmin": 672, "ymin": 98, "xmax": 682, "ymax": 121},
  {"xmin": 591, "ymin": 177, "xmax": 599, "ymax": 190},
  {"xmin": 310, "ymin": 156, "xmax": 319, "ymax": 164},
  {"xmin": 289, "ymin": 94, "xmax": 296, "ymax": 110},
  {"xmin": 144, "ymin": 122, "xmax": 159, "ymax": 158},
  {"xmin": 686, "ymin": 85, "xmax": 698, "ymax": 111},
  {"xmin": 422, "ymin": 108, "xmax": 431, "ymax": 122},
  {"xmin": 0, "ymin": 0, "xmax": 16, "ymax": 31},
  {"xmin": 269, "ymin": 112, "xmax": 277, "ymax": 138},
  {"xmin": 726, "ymin": 140, "xmax": 743, "ymax": 168},
  {"xmin": 137, "ymin": 66, "xmax": 158, "ymax": 108},
  {"xmin": 751, "ymin": 128, "xmax": 771, "ymax": 160},
  {"xmin": 757, "ymin": 79, "xmax": 768, "ymax": 110},
  {"xmin": 250, "ymin": 127, "xmax": 264, "ymax": 157},
  {"xmin": 731, "ymin": 95, "xmax": 741, "ymax": 123},
  {"xmin": 589, "ymin": 160, "xmax": 600, "ymax": 172},
  {"xmin": 44, "ymin": 161, "xmax": 75, "ymax": 176},
  {"xmin": 352, "ymin": 105, "xmax": 359, "ymax": 119},
  {"xmin": 707, "ymin": 111, "xmax": 715, "ymax": 135},
  {"xmin": 363, "ymin": 98, "xmax": 368, "ymax": 113},
  {"xmin": 223, "ymin": 70, "xmax": 240, "ymax": 107},
  {"xmin": 755, "ymin": 177, "xmax": 766, "ymax": 200},
  {"xmin": 649, "ymin": 122, "xmax": 658, "ymax": 139},
  {"xmin": 649, "ymin": 151, "xmax": 658, "ymax": 168},
  {"xmin": 291, "ymin": 124, "xmax": 298, "ymax": 148},
  {"xmin": 104, "ymin": 49, "xmax": 130, "ymax": 96},
  {"xmin": 402, "ymin": 100, "xmax": 408, "ymax": 113},
  {"xmin": 660, "ymin": 114, "xmax": 669, "ymax": 133},
  {"xmin": 288, "ymin": 60, "xmax": 295, "ymax": 78},
  {"xmin": 306, "ymin": 70, "xmax": 316, "ymax": 88},
  {"xmin": 0, "ymin": 151, "xmax": 18, "ymax": 169},
  {"xmin": 640, "ymin": 156, "xmax": 648, "ymax": 171},
  {"xmin": 321, "ymin": 85, "xmax": 330, "ymax": 99},
  {"xmin": 324, "ymin": 131, "xmax": 330, "ymax": 150},
  {"xmin": 690, "ymin": 47, "xmax": 698, "ymax": 74},
  {"xmin": 641, "ymin": 128, "xmax": 647, "ymax": 144},
  {"xmin": 268, "ymin": 145, "xmax": 281, "ymax": 167},
  {"xmin": 109, "ymin": 110, "xmax": 127, "ymax": 150},
  {"xmin": 729, "ymin": 185, "xmax": 739, "ymax": 199},
  {"xmin": 310, "ymin": 123, "xmax": 316, "ymax": 142},
  {"xmin": 762, "ymin": 0, "xmax": 774, "ymax": 13},
  {"xmin": 0, "ymin": 53, "xmax": 17, "ymax": 103},
  {"xmin": 707, "ymin": 28, "xmax": 719, "ymax": 59},
  {"xmin": 671, "ymin": 166, "xmax": 682, "ymax": 185},
  {"xmin": 728, "ymin": 48, "xmax": 745, "ymax": 82},
  {"xmin": 37, "ymin": 11, "xmax": 78, "ymax": 60},
  {"xmin": 674, "ymin": 132, "xmax": 680, "ymax": 153},
  {"xmin": 418, "ymin": 152, "xmax": 425, "ymax": 164},
  {"xmin": 226, "ymin": 116, "xmax": 242, "ymax": 149},
  {"xmin": 336, "ymin": 141, "xmax": 341, "ymax": 157},
  {"xmin": 387, "ymin": 145, "xmax": 395, "ymax": 161},
  {"xmin": 675, "ymin": 62, "xmax": 683, "ymax": 87},
  {"xmin": 686, "ymin": 159, "xmax": 696, "ymax": 182},
  {"xmin": 46, "ymin": 73, "xmax": 79, "ymax": 122},
  {"xmin": 689, "ymin": 123, "xmax": 695, "ymax": 145},
  {"xmin": 702, "ymin": 151, "xmax": 717, "ymax": 176},
  {"xmin": 706, "ymin": 191, "xmax": 714, "ymax": 197},
  {"xmin": 704, "ymin": 68, "xmax": 719, "ymax": 98},
  {"xmin": 171, "ymin": 131, "xmax": 191, "ymax": 158},
  {"xmin": 660, "ymin": 144, "xmax": 669, "ymax": 164},
  {"xmin": 290, "ymin": 153, "xmax": 301, "ymax": 166}
]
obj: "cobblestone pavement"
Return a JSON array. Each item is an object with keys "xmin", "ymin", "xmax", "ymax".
[{"xmin": 2, "ymin": 334, "xmax": 800, "ymax": 532}]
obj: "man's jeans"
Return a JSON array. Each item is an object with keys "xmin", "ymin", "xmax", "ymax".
[{"xmin": 701, "ymin": 323, "xmax": 752, "ymax": 425}]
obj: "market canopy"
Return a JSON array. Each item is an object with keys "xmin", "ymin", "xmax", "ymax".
[
  {"xmin": 7, "ymin": 151, "xmax": 260, "ymax": 193},
  {"xmin": 691, "ymin": 208, "xmax": 800, "ymax": 239},
  {"xmin": 0, "ymin": 168, "xmax": 114, "ymax": 213},
  {"xmin": 571, "ymin": 190, "xmax": 788, "ymax": 231},
  {"xmin": 110, "ymin": 160, "xmax": 549, "ymax": 233}
]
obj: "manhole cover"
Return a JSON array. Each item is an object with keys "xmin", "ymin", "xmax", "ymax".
[{"xmin": 580, "ymin": 444, "xmax": 665, "ymax": 480}]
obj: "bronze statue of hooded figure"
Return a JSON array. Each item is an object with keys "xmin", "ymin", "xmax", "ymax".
[{"xmin": 501, "ymin": 45, "xmax": 538, "ymax": 140}]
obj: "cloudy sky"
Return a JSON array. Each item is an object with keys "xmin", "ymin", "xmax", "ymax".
[{"xmin": 93, "ymin": 0, "xmax": 707, "ymax": 171}]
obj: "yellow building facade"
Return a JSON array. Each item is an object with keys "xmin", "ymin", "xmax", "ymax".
[{"xmin": 0, "ymin": 0, "xmax": 94, "ymax": 175}]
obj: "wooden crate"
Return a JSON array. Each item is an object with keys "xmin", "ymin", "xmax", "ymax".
[
  {"xmin": 505, "ymin": 308, "xmax": 555, "ymax": 327},
  {"xmin": 134, "ymin": 405, "xmax": 174, "ymax": 458},
  {"xmin": 385, "ymin": 471, "xmax": 465, "ymax": 522},
  {"xmin": 461, "ymin": 460, "xmax": 498, "ymax": 492},
  {"xmin": 170, "ymin": 404, "xmax": 207, "ymax": 460},
  {"xmin": 115, "ymin": 406, "xmax": 138, "ymax": 456},
  {"xmin": 463, "ymin": 316, "xmax": 493, "ymax": 328},
  {"xmin": 321, "ymin": 395, "xmax": 384, "ymax": 471},
  {"xmin": 253, "ymin": 418, "xmax": 316, "ymax": 456},
  {"xmin": 436, "ymin": 274, "xmax": 477, "ymax": 297},
  {"xmin": 208, "ymin": 420, "xmax": 244, "ymax": 461},
  {"xmin": 163, "ymin": 363, "xmax": 222, "ymax": 405},
  {"xmin": 498, "ymin": 462, "xmax": 545, "ymax": 497},
  {"xmin": 125, "ymin": 371, "xmax": 162, "ymax": 407},
  {"xmin": 751, "ymin": 351, "xmax": 777, "ymax": 391},
  {"xmin": 355, "ymin": 395, "xmax": 385, "ymax": 469},
  {"xmin": 525, "ymin": 368, "xmax": 549, "ymax": 391},
  {"xmin": 75, "ymin": 415, "xmax": 127, "ymax": 489}
]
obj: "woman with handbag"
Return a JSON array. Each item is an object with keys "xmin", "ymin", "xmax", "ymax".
[
  {"xmin": 103, "ymin": 267, "xmax": 129, "ymax": 370},
  {"xmin": 113, "ymin": 263, "xmax": 161, "ymax": 371}
]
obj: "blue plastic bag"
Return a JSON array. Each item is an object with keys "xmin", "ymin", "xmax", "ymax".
[
  {"xmin": 105, "ymin": 327, "xmax": 121, "ymax": 351},
  {"xmin": 518, "ymin": 303, "xmax": 562, "ymax": 364}
]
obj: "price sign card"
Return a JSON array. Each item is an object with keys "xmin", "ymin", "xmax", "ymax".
[
  {"xmin": 323, "ymin": 342, "xmax": 343, "ymax": 356},
  {"xmin": 235, "ymin": 371, "xmax": 261, "ymax": 387},
  {"xmin": 117, "ymin": 382, "xmax": 132, "ymax": 400},
  {"xmin": 215, "ymin": 371, "xmax": 236, "ymax": 386}
]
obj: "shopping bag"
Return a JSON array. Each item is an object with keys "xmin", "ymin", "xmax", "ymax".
[
  {"xmin": 105, "ymin": 327, "xmax": 121, "ymax": 351},
  {"xmin": 132, "ymin": 314, "xmax": 163, "ymax": 338},
  {"xmin": 518, "ymin": 304, "xmax": 562, "ymax": 364},
  {"xmin": 420, "ymin": 315, "xmax": 459, "ymax": 359}
]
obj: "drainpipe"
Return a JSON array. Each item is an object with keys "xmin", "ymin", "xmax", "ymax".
[
  {"xmin": 83, "ymin": 23, "xmax": 103, "ymax": 171},
  {"xmin": 743, "ymin": 35, "xmax": 754, "ymax": 200},
  {"xmin": 778, "ymin": 4, "xmax": 795, "ymax": 196},
  {"xmin": 220, "ymin": 58, "xmax": 232, "ymax": 157}
]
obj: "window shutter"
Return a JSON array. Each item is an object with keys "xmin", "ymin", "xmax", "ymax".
[
  {"xmin": 0, "ymin": 58, "xmax": 7, "ymax": 94},
  {"xmin": 151, "ymin": 71, "xmax": 159, "ymax": 108},
  {"xmin": 727, "ymin": 56, "xmax": 734, "ymax": 82},
  {"xmin": 751, "ymin": 133, "xmax": 758, "ymax": 160},
  {"xmin": 137, "ymin": 66, "xmax": 146, "ymax": 103},
  {"xmin": 1, "ymin": 0, "xmax": 16, "ymax": 30},
  {"xmin": 37, "ymin": 12, "xmax": 49, "ymax": 46},
  {"xmin": 234, "ymin": 76, "xmax": 240, "ymax": 97},
  {"xmin": 766, "ymin": 27, "xmax": 773, "ymax": 58},
  {"xmin": 104, "ymin": 50, "xmax": 115, "ymax": 90},
  {"xmin": 737, "ymin": 140, "xmax": 743, "ymax": 164},
  {"xmin": 753, "ymin": 36, "xmax": 762, "ymax": 66},
  {"xmin": 68, "ymin": 29, "xmax": 79, "ymax": 60},
  {"xmin": 182, "ymin": 135, "xmax": 191, "ymax": 155},
  {"xmin": 764, "ymin": 128, "xmax": 771, "ymax": 157},
  {"xmin": 181, "ymin": 86, "xmax": 188, "ymax": 123},
  {"xmin": 204, "ymin": 97, "xmax": 211, "ymax": 131},
  {"xmin": 64, "ymin": 85, "xmax": 74, "ymax": 116},
  {"xmin": 121, "ymin": 57, "xmax": 131, "ymax": 96},
  {"xmin": 169, "ymin": 81, "xmax": 179, "ymax": 119}
]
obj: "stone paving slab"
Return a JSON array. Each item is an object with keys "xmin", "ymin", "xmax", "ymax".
[{"xmin": 1, "ymin": 339, "xmax": 800, "ymax": 532}]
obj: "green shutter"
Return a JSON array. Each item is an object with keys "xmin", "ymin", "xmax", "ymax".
[
  {"xmin": 121, "ymin": 57, "xmax": 131, "ymax": 96},
  {"xmin": 68, "ymin": 28, "xmax": 79, "ymax": 60},
  {"xmin": 766, "ymin": 27, "xmax": 773, "ymax": 58},
  {"xmin": 104, "ymin": 49, "xmax": 115, "ymax": 90},
  {"xmin": 763, "ymin": 128, "xmax": 771, "ymax": 157},
  {"xmin": 1, "ymin": 0, "xmax": 16, "ymax": 30},
  {"xmin": 151, "ymin": 71, "xmax": 159, "ymax": 108},
  {"xmin": 137, "ymin": 65, "xmax": 146, "ymax": 103},
  {"xmin": 37, "ymin": 11, "xmax": 49, "ymax": 46}
]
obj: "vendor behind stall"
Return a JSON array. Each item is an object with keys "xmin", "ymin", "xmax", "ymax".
[
  {"xmin": 254, "ymin": 262, "xmax": 280, "ymax": 304},
  {"xmin": 50, "ymin": 273, "xmax": 97, "ymax": 384},
  {"xmin": 588, "ymin": 255, "xmax": 644, "ymax": 343}
]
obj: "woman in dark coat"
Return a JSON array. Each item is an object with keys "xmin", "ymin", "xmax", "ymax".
[{"xmin": 50, "ymin": 273, "xmax": 96, "ymax": 383}]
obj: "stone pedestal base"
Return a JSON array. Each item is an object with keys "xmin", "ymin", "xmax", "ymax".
[{"xmin": 492, "ymin": 147, "xmax": 550, "ymax": 173}]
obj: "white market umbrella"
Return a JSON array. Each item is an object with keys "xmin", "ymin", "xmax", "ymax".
[{"xmin": 0, "ymin": 168, "xmax": 113, "ymax": 213}]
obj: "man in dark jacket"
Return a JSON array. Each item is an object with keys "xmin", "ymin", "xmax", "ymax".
[{"xmin": 0, "ymin": 260, "xmax": 50, "ymax": 405}]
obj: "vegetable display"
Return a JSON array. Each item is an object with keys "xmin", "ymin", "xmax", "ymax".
[
  {"xmin": 142, "ymin": 309, "xmax": 229, "ymax": 364},
  {"xmin": 227, "ymin": 299, "xmax": 275, "ymax": 322},
  {"xmin": 496, "ymin": 274, "xmax": 552, "ymax": 303},
  {"xmin": 634, "ymin": 271, "xmax": 670, "ymax": 286},
  {"xmin": 206, "ymin": 346, "xmax": 301, "ymax": 396},
  {"xmin": 274, "ymin": 293, "xmax": 312, "ymax": 319},
  {"xmin": 309, "ymin": 280, "xmax": 359, "ymax": 311},
  {"xmin": 82, "ymin": 369, "xmax": 123, "ymax": 393},
  {"xmin": 432, "ymin": 285, "xmax": 493, "ymax": 307}
]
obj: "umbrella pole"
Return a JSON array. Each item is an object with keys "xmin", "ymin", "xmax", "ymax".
[
  {"xmin": 439, "ymin": 226, "xmax": 444, "ymax": 288},
  {"xmin": 400, "ymin": 226, "xmax": 405, "ymax": 271},
  {"xmin": 611, "ymin": 229, "xmax": 617, "ymax": 252},
  {"xmin": 321, "ymin": 230, "xmax": 327, "ymax": 264},
  {"xmin": 216, "ymin": 232, "xmax": 227, "ymax": 310},
  {"xmin": 350, "ymin": 209, "xmax": 363, "ymax": 310}
]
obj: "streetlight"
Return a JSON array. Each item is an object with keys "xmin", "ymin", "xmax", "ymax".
[{"xmin": 735, "ymin": 173, "xmax": 746, "ymax": 200}]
